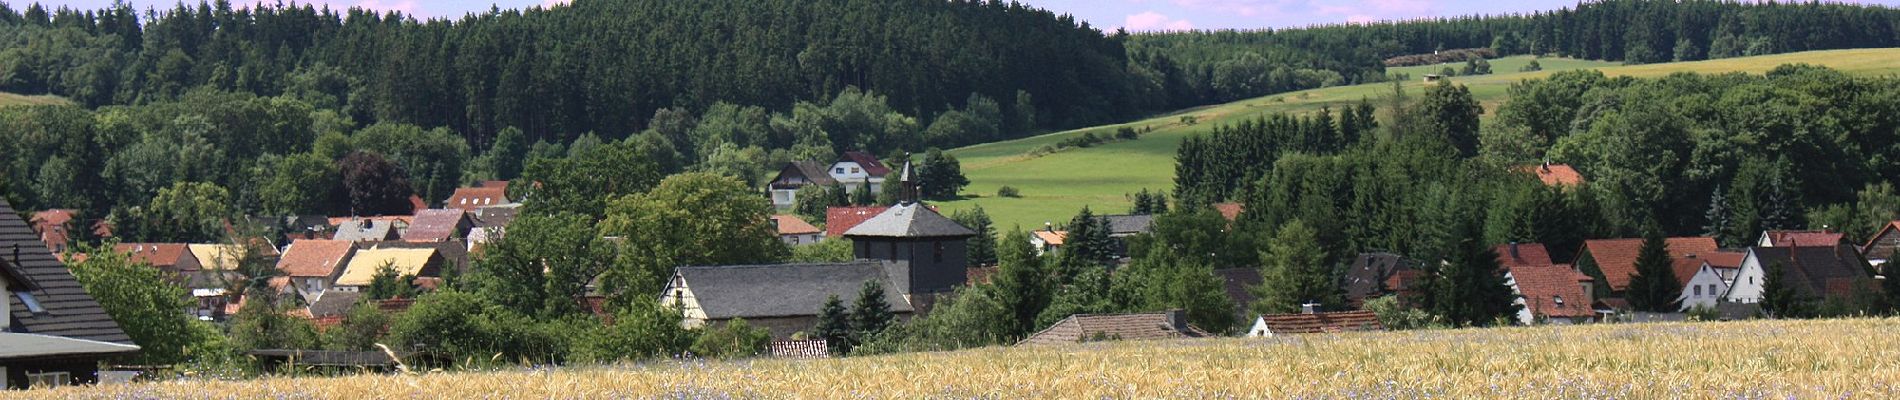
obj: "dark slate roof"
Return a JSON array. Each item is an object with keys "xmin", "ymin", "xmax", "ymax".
[
  {"xmin": 840, "ymin": 151, "xmax": 891, "ymax": 177},
  {"xmin": 0, "ymin": 199, "xmax": 133, "ymax": 344},
  {"xmin": 1212, "ymin": 268, "xmax": 1262, "ymax": 318},
  {"xmin": 842, "ymin": 203, "xmax": 976, "ymax": 238},
  {"xmin": 1102, "ymin": 215, "xmax": 1155, "ymax": 236},
  {"xmin": 774, "ymin": 161, "xmax": 839, "ymax": 186},
  {"xmin": 1750, "ymin": 244, "xmax": 1874, "ymax": 298},
  {"xmin": 1344, "ymin": 252, "xmax": 1420, "ymax": 304},
  {"xmin": 306, "ymin": 291, "xmax": 364, "ymax": 318},
  {"xmin": 673, "ymin": 262, "xmax": 913, "ymax": 319}
]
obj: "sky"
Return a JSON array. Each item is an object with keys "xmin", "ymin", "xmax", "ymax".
[{"xmin": 17, "ymin": 0, "xmax": 1900, "ymax": 32}]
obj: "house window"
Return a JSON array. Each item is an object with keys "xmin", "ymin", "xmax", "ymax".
[
  {"xmin": 17, "ymin": 291, "xmax": 45, "ymax": 313},
  {"xmin": 835, "ymin": 168, "xmax": 845, "ymax": 174},
  {"xmin": 1694, "ymin": 286, "xmax": 1701, "ymax": 297},
  {"xmin": 28, "ymin": 371, "xmax": 70, "ymax": 388},
  {"xmin": 1709, "ymin": 284, "xmax": 1717, "ymax": 296},
  {"xmin": 851, "ymin": 167, "xmax": 861, "ymax": 174}
]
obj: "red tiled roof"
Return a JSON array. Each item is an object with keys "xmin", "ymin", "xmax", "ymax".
[
  {"xmin": 276, "ymin": 240, "xmax": 356, "ymax": 278},
  {"xmin": 1516, "ymin": 163, "xmax": 1585, "ymax": 186},
  {"xmin": 444, "ymin": 187, "xmax": 510, "ymax": 212},
  {"xmin": 31, "ymin": 209, "xmax": 76, "ymax": 250},
  {"xmin": 1581, "ymin": 237, "xmax": 1719, "ymax": 291},
  {"xmin": 1509, "ymin": 264, "xmax": 1595, "ymax": 319},
  {"xmin": 840, "ymin": 151, "xmax": 891, "ymax": 177},
  {"xmin": 1762, "ymin": 230, "xmax": 1845, "ymax": 247},
  {"xmin": 1256, "ymin": 311, "xmax": 1385, "ymax": 334},
  {"xmin": 1494, "ymin": 243, "xmax": 1553, "ymax": 270},
  {"xmin": 114, "ymin": 243, "xmax": 192, "ymax": 269},
  {"xmin": 1213, "ymin": 203, "xmax": 1244, "ymax": 221},
  {"xmin": 1700, "ymin": 250, "xmax": 1746, "ymax": 269},
  {"xmin": 1018, "ymin": 311, "xmax": 1211, "ymax": 345},
  {"xmin": 327, "ymin": 215, "xmax": 413, "ymax": 227},
  {"xmin": 825, "ymin": 206, "xmax": 889, "ymax": 237},
  {"xmin": 408, "ymin": 195, "xmax": 428, "ymax": 213},
  {"xmin": 771, "ymin": 214, "xmax": 822, "ymax": 236},
  {"xmin": 403, "ymin": 209, "xmax": 469, "ymax": 242}
]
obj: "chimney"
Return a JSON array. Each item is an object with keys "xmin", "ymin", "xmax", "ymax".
[
  {"xmin": 1509, "ymin": 242, "xmax": 1520, "ymax": 260},
  {"xmin": 1164, "ymin": 309, "xmax": 1188, "ymax": 331},
  {"xmin": 1301, "ymin": 303, "xmax": 1320, "ymax": 314},
  {"xmin": 1045, "ymin": 222, "xmax": 1054, "ymax": 232}
]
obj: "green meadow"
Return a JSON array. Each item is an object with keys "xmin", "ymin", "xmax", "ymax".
[
  {"xmin": 939, "ymin": 48, "xmax": 1900, "ymax": 231},
  {"xmin": 0, "ymin": 91, "xmax": 70, "ymax": 107}
]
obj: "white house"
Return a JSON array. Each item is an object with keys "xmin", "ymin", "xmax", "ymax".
[
  {"xmin": 1030, "ymin": 230, "xmax": 1066, "ymax": 256},
  {"xmin": 1677, "ymin": 263, "xmax": 1731, "ymax": 311},
  {"xmin": 1724, "ymin": 244, "xmax": 1874, "ymax": 305},
  {"xmin": 828, "ymin": 151, "xmax": 891, "ymax": 194}
]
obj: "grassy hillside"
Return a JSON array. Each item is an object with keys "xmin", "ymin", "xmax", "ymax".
[
  {"xmin": 0, "ymin": 92, "xmax": 69, "ymax": 107},
  {"xmin": 941, "ymin": 49, "xmax": 1900, "ymax": 231},
  {"xmin": 42, "ymin": 318, "xmax": 1900, "ymax": 398}
]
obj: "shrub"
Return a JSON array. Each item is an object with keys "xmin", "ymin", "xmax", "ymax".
[
  {"xmin": 1114, "ymin": 127, "xmax": 1138, "ymax": 140},
  {"xmin": 996, "ymin": 186, "xmax": 1021, "ymax": 198},
  {"xmin": 1364, "ymin": 295, "xmax": 1446, "ymax": 330},
  {"xmin": 690, "ymin": 318, "xmax": 771, "ymax": 359}
]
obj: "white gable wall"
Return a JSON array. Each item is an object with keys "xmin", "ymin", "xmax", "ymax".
[
  {"xmin": 1246, "ymin": 316, "xmax": 1273, "ymax": 337},
  {"xmin": 660, "ymin": 274, "xmax": 709, "ymax": 329},
  {"xmin": 828, "ymin": 162, "xmax": 885, "ymax": 193},
  {"xmin": 1678, "ymin": 264, "xmax": 1730, "ymax": 311},
  {"xmin": 1725, "ymin": 249, "xmax": 1768, "ymax": 304},
  {"xmin": 1503, "ymin": 271, "xmax": 1534, "ymax": 325}
]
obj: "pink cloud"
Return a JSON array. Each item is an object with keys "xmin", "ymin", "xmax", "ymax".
[
  {"xmin": 350, "ymin": 0, "xmax": 420, "ymax": 16},
  {"xmin": 1124, "ymin": 11, "xmax": 1196, "ymax": 32}
]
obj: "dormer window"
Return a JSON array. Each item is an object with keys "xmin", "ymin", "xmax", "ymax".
[{"xmin": 1552, "ymin": 295, "xmax": 1565, "ymax": 308}]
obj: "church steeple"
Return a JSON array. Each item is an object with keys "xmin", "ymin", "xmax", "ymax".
[{"xmin": 899, "ymin": 159, "xmax": 920, "ymax": 205}]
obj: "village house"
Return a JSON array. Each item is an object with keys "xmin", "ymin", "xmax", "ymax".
[
  {"xmin": 443, "ymin": 186, "xmax": 510, "ymax": 212},
  {"xmin": 1758, "ymin": 230, "xmax": 1844, "ymax": 248},
  {"xmin": 1573, "ymin": 236, "xmax": 1719, "ymax": 307},
  {"xmin": 332, "ymin": 248, "xmax": 443, "ymax": 292},
  {"xmin": 1493, "ymin": 243, "xmax": 1600, "ymax": 324},
  {"xmin": 1343, "ymin": 252, "xmax": 1421, "ymax": 306},
  {"xmin": 1213, "ymin": 268, "xmax": 1263, "ymax": 322},
  {"xmin": 113, "ymin": 243, "xmax": 197, "ymax": 278},
  {"xmin": 1029, "ymin": 229, "xmax": 1066, "ymax": 256},
  {"xmin": 1, "ymin": 199, "xmax": 139, "ymax": 389},
  {"xmin": 331, "ymin": 217, "xmax": 411, "ymax": 242},
  {"xmin": 1102, "ymin": 214, "xmax": 1155, "ymax": 257},
  {"xmin": 1723, "ymin": 243, "xmax": 1876, "ymax": 306},
  {"xmin": 275, "ymin": 240, "xmax": 358, "ymax": 303},
  {"xmin": 767, "ymin": 161, "xmax": 839, "ymax": 208},
  {"xmin": 1861, "ymin": 221, "xmax": 1900, "ymax": 268},
  {"xmin": 829, "ymin": 151, "xmax": 891, "ymax": 193},
  {"xmin": 770, "ymin": 214, "xmax": 823, "ymax": 246},
  {"xmin": 1213, "ymin": 203, "xmax": 1244, "ymax": 222},
  {"xmin": 1021, "ymin": 310, "xmax": 1211, "ymax": 345},
  {"xmin": 1677, "ymin": 250, "xmax": 1744, "ymax": 311},
  {"xmin": 402, "ymin": 209, "xmax": 474, "ymax": 243},
  {"xmin": 1246, "ymin": 308, "xmax": 1384, "ymax": 337}
]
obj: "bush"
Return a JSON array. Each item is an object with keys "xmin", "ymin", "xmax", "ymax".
[
  {"xmin": 690, "ymin": 318, "xmax": 771, "ymax": 359},
  {"xmin": 1114, "ymin": 127, "xmax": 1138, "ymax": 140},
  {"xmin": 996, "ymin": 186, "xmax": 1021, "ymax": 198},
  {"xmin": 1364, "ymin": 296, "xmax": 1447, "ymax": 330}
]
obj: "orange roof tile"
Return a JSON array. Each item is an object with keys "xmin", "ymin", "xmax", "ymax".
[
  {"xmin": 1214, "ymin": 203, "xmax": 1244, "ymax": 221},
  {"xmin": 1509, "ymin": 264, "xmax": 1595, "ymax": 319},
  {"xmin": 276, "ymin": 240, "xmax": 357, "ymax": 278},
  {"xmin": 1700, "ymin": 250, "xmax": 1745, "ymax": 269},
  {"xmin": 1032, "ymin": 230, "xmax": 1068, "ymax": 246},
  {"xmin": 771, "ymin": 214, "xmax": 822, "ymax": 236},
  {"xmin": 1581, "ymin": 237, "xmax": 1718, "ymax": 291},
  {"xmin": 1762, "ymin": 230, "xmax": 1844, "ymax": 247},
  {"xmin": 113, "ymin": 243, "xmax": 193, "ymax": 269},
  {"xmin": 444, "ymin": 187, "xmax": 510, "ymax": 212},
  {"xmin": 1494, "ymin": 243, "xmax": 1553, "ymax": 269},
  {"xmin": 1516, "ymin": 163, "xmax": 1585, "ymax": 186}
]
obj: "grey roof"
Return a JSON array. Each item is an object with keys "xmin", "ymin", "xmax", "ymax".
[
  {"xmin": 1102, "ymin": 215, "xmax": 1155, "ymax": 236},
  {"xmin": 0, "ymin": 199, "xmax": 133, "ymax": 344},
  {"xmin": 472, "ymin": 204, "xmax": 520, "ymax": 228},
  {"xmin": 307, "ymin": 291, "xmax": 364, "ymax": 318},
  {"xmin": 841, "ymin": 203, "xmax": 976, "ymax": 238},
  {"xmin": 332, "ymin": 219, "xmax": 402, "ymax": 242},
  {"xmin": 773, "ymin": 161, "xmax": 838, "ymax": 186},
  {"xmin": 1749, "ymin": 244, "xmax": 1873, "ymax": 298},
  {"xmin": 672, "ymin": 262, "xmax": 913, "ymax": 319}
]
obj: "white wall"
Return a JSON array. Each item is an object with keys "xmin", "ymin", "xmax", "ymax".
[
  {"xmin": 1725, "ymin": 250, "xmax": 1768, "ymax": 304},
  {"xmin": 1678, "ymin": 264, "xmax": 1730, "ymax": 311}
]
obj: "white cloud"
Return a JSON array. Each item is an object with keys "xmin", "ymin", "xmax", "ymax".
[{"xmin": 1124, "ymin": 11, "xmax": 1196, "ymax": 32}]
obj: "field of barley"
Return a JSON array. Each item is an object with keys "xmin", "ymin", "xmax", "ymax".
[
  {"xmin": 939, "ymin": 48, "xmax": 1900, "ymax": 231},
  {"xmin": 31, "ymin": 318, "xmax": 1900, "ymax": 399}
]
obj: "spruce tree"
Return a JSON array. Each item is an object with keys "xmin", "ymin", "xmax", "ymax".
[
  {"xmin": 851, "ymin": 179, "xmax": 875, "ymax": 206},
  {"xmin": 1058, "ymin": 207, "xmax": 1116, "ymax": 272},
  {"xmin": 1430, "ymin": 224, "xmax": 1520, "ymax": 326},
  {"xmin": 953, "ymin": 206, "xmax": 998, "ymax": 266},
  {"xmin": 993, "ymin": 229, "xmax": 1050, "ymax": 337},
  {"xmin": 1761, "ymin": 261, "xmax": 1812, "ymax": 319},
  {"xmin": 1251, "ymin": 220, "xmax": 1342, "ymax": 315},
  {"xmin": 849, "ymin": 279, "xmax": 895, "ymax": 346},
  {"xmin": 1625, "ymin": 228, "xmax": 1681, "ymax": 312},
  {"xmin": 813, "ymin": 295, "xmax": 852, "ymax": 354},
  {"xmin": 1703, "ymin": 187, "xmax": 1732, "ymax": 246}
]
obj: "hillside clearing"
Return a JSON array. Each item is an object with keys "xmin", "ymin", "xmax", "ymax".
[
  {"xmin": 0, "ymin": 92, "xmax": 70, "ymax": 107},
  {"xmin": 940, "ymin": 48, "xmax": 1900, "ymax": 231},
  {"xmin": 34, "ymin": 318, "xmax": 1900, "ymax": 398}
]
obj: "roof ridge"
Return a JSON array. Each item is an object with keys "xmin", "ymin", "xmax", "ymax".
[{"xmin": 679, "ymin": 261, "xmax": 883, "ymax": 270}]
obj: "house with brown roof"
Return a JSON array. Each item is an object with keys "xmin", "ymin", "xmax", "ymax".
[
  {"xmin": 402, "ymin": 209, "xmax": 473, "ymax": 243},
  {"xmin": 1505, "ymin": 264, "xmax": 1598, "ymax": 324},
  {"xmin": 1515, "ymin": 163, "xmax": 1585, "ymax": 187},
  {"xmin": 1864, "ymin": 221, "xmax": 1900, "ymax": 269},
  {"xmin": 1029, "ymin": 230, "xmax": 1066, "ymax": 256},
  {"xmin": 275, "ymin": 240, "xmax": 358, "ymax": 302},
  {"xmin": 2, "ymin": 199, "xmax": 140, "ymax": 389},
  {"xmin": 1343, "ymin": 252, "xmax": 1421, "ymax": 306},
  {"xmin": 829, "ymin": 151, "xmax": 891, "ymax": 193},
  {"xmin": 1245, "ymin": 309, "xmax": 1383, "ymax": 337},
  {"xmin": 825, "ymin": 206, "xmax": 889, "ymax": 238},
  {"xmin": 771, "ymin": 214, "xmax": 823, "ymax": 246},
  {"xmin": 1213, "ymin": 203, "xmax": 1244, "ymax": 222},
  {"xmin": 1758, "ymin": 230, "xmax": 1844, "ymax": 248},
  {"xmin": 443, "ymin": 187, "xmax": 510, "ymax": 212},
  {"xmin": 1723, "ymin": 244, "xmax": 1875, "ymax": 307},
  {"xmin": 1573, "ymin": 237, "xmax": 1719, "ymax": 303},
  {"xmin": 1020, "ymin": 310, "xmax": 1211, "ymax": 345},
  {"xmin": 768, "ymin": 161, "xmax": 840, "ymax": 208},
  {"xmin": 28, "ymin": 209, "xmax": 77, "ymax": 255},
  {"xmin": 1678, "ymin": 250, "xmax": 1746, "ymax": 311},
  {"xmin": 113, "ymin": 243, "xmax": 198, "ymax": 278}
]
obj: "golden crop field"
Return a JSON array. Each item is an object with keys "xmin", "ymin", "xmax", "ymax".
[{"xmin": 27, "ymin": 317, "xmax": 1900, "ymax": 399}]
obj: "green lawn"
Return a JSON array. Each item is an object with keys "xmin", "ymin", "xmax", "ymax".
[
  {"xmin": 941, "ymin": 48, "xmax": 1900, "ymax": 232},
  {"xmin": 0, "ymin": 91, "xmax": 71, "ymax": 107}
]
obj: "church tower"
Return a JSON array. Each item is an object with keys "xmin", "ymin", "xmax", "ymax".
[{"xmin": 842, "ymin": 162, "xmax": 976, "ymax": 307}]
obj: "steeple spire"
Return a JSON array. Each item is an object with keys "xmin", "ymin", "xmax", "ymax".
[{"xmin": 899, "ymin": 158, "xmax": 920, "ymax": 205}]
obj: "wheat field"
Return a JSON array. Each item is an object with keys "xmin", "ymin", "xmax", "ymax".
[{"xmin": 25, "ymin": 318, "xmax": 1900, "ymax": 399}]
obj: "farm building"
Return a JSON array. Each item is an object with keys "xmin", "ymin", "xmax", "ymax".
[
  {"xmin": 1020, "ymin": 310, "xmax": 1210, "ymax": 345},
  {"xmin": 1, "ymin": 199, "xmax": 139, "ymax": 389}
]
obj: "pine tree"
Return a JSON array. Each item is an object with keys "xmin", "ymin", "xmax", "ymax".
[
  {"xmin": 851, "ymin": 179, "xmax": 875, "ymax": 206},
  {"xmin": 1250, "ymin": 220, "xmax": 1342, "ymax": 315},
  {"xmin": 1058, "ymin": 207, "xmax": 1116, "ymax": 272},
  {"xmin": 813, "ymin": 295, "xmax": 852, "ymax": 355},
  {"xmin": 993, "ymin": 229, "xmax": 1050, "ymax": 337},
  {"xmin": 849, "ymin": 279, "xmax": 895, "ymax": 347},
  {"xmin": 1761, "ymin": 261, "xmax": 1812, "ymax": 318},
  {"xmin": 1429, "ymin": 224, "xmax": 1520, "ymax": 326},
  {"xmin": 952, "ymin": 206, "xmax": 998, "ymax": 266},
  {"xmin": 1625, "ymin": 228, "xmax": 1681, "ymax": 312},
  {"xmin": 1704, "ymin": 187, "xmax": 1732, "ymax": 245}
]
